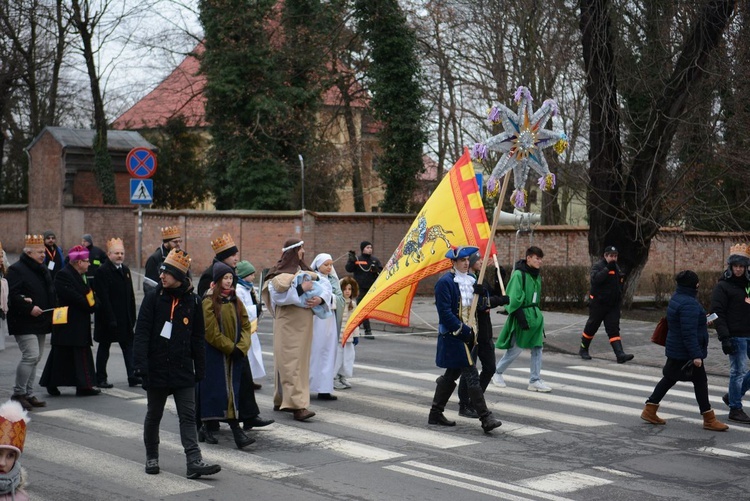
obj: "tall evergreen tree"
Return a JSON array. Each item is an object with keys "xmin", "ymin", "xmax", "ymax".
[{"xmin": 354, "ymin": 0, "xmax": 426, "ymax": 213}]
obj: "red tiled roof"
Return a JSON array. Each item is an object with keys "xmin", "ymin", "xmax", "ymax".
[{"xmin": 112, "ymin": 43, "xmax": 370, "ymax": 131}]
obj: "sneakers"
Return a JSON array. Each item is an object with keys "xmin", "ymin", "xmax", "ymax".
[
  {"xmin": 491, "ymin": 374, "xmax": 507, "ymax": 388},
  {"xmin": 333, "ymin": 378, "xmax": 347, "ymax": 390},
  {"xmin": 145, "ymin": 458, "xmax": 159, "ymax": 475},
  {"xmin": 527, "ymin": 380, "xmax": 552, "ymax": 393},
  {"xmin": 728, "ymin": 408, "xmax": 750, "ymax": 424},
  {"xmin": 186, "ymin": 459, "xmax": 221, "ymax": 479}
]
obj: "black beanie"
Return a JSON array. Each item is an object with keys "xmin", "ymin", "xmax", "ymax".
[
  {"xmin": 215, "ymin": 245, "xmax": 239, "ymax": 262},
  {"xmin": 675, "ymin": 270, "xmax": 699, "ymax": 289},
  {"xmin": 212, "ymin": 262, "xmax": 236, "ymax": 284},
  {"xmin": 360, "ymin": 241, "xmax": 372, "ymax": 252}
]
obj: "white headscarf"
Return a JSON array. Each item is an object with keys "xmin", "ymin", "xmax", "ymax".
[{"xmin": 311, "ymin": 253, "xmax": 339, "ymax": 280}]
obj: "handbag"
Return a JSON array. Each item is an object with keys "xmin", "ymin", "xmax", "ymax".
[{"xmin": 651, "ymin": 317, "xmax": 668, "ymax": 346}]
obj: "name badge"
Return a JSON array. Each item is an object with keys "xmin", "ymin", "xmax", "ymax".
[
  {"xmin": 48, "ymin": 261, "xmax": 55, "ymax": 270},
  {"xmin": 532, "ymin": 292, "xmax": 538, "ymax": 304},
  {"xmin": 160, "ymin": 321, "xmax": 173, "ymax": 339}
]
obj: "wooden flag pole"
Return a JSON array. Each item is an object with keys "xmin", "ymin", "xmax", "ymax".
[
  {"xmin": 468, "ymin": 170, "xmax": 512, "ymax": 322},
  {"xmin": 492, "ymin": 253, "xmax": 506, "ymax": 295}
]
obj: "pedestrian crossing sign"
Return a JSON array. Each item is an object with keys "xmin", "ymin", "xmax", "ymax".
[{"xmin": 130, "ymin": 178, "xmax": 153, "ymax": 204}]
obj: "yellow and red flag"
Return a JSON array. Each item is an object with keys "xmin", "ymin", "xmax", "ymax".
[{"xmin": 341, "ymin": 148, "xmax": 494, "ymax": 343}]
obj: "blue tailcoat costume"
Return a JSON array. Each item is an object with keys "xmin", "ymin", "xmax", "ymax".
[{"xmin": 435, "ymin": 271, "xmax": 475, "ymax": 368}]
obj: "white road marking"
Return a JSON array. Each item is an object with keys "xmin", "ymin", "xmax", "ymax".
[
  {"xmin": 513, "ymin": 471, "xmax": 612, "ymax": 493},
  {"xmin": 695, "ymin": 446, "xmax": 750, "ymax": 458},
  {"xmin": 591, "ymin": 466, "xmax": 641, "ymax": 478}
]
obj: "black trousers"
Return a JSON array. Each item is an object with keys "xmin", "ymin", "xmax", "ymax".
[
  {"xmin": 96, "ymin": 339, "xmax": 134, "ymax": 382},
  {"xmin": 583, "ymin": 302, "xmax": 621, "ymax": 339},
  {"xmin": 647, "ymin": 359, "xmax": 710, "ymax": 414},
  {"xmin": 144, "ymin": 386, "xmax": 201, "ymax": 463},
  {"xmin": 443, "ymin": 365, "xmax": 481, "ymax": 391},
  {"xmin": 457, "ymin": 341, "xmax": 495, "ymax": 406}
]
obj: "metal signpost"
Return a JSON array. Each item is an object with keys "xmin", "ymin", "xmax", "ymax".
[{"xmin": 126, "ymin": 147, "xmax": 157, "ymax": 290}]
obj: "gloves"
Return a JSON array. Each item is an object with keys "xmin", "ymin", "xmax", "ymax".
[
  {"xmin": 231, "ymin": 347, "xmax": 245, "ymax": 360},
  {"xmin": 513, "ymin": 309, "xmax": 529, "ymax": 330},
  {"xmin": 607, "ymin": 261, "xmax": 617, "ymax": 270},
  {"xmin": 348, "ymin": 250, "xmax": 356, "ymax": 260},
  {"xmin": 472, "ymin": 283, "xmax": 484, "ymax": 295},
  {"xmin": 498, "ymin": 295, "xmax": 510, "ymax": 306},
  {"xmin": 721, "ymin": 338, "xmax": 736, "ymax": 355},
  {"xmin": 458, "ymin": 323, "xmax": 475, "ymax": 344},
  {"xmin": 353, "ymin": 337, "xmax": 359, "ymax": 346}
]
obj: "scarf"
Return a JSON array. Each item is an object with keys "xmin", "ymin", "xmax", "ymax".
[
  {"xmin": 0, "ymin": 462, "xmax": 22, "ymax": 496},
  {"xmin": 453, "ymin": 269, "xmax": 475, "ymax": 307},
  {"xmin": 238, "ymin": 277, "xmax": 254, "ymax": 291}
]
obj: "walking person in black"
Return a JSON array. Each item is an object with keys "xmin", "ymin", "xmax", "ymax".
[
  {"xmin": 144, "ymin": 226, "xmax": 182, "ymax": 293},
  {"xmin": 578, "ymin": 245, "xmax": 634, "ymax": 363},
  {"xmin": 345, "ymin": 241, "xmax": 382, "ymax": 339}
]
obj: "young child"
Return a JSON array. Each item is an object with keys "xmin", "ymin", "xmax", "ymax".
[
  {"xmin": 0, "ymin": 399, "xmax": 30, "ymax": 501},
  {"xmin": 334, "ymin": 277, "xmax": 360, "ymax": 390}
]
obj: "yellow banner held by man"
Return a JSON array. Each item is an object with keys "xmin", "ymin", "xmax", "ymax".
[
  {"xmin": 52, "ymin": 307, "xmax": 69, "ymax": 325},
  {"xmin": 341, "ymin": 148, "xmax": 493, "ymax": 344}
]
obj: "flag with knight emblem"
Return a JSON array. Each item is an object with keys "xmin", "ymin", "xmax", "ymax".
[{"xmin": 341, "ymin": 148, "xmax": 495, "ymax": 343}]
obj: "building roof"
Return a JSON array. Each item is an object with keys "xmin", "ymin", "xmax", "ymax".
[{"xmin": 26, "ymin": 126, "xmax": 156, "ymax": 153}]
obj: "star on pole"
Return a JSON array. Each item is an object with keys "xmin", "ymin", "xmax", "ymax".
[{"xmin": 472, "ymin": 86, "xmax": 568, "ymax": 208}]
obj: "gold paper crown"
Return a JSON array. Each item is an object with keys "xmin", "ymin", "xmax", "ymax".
[
  {"xmin": 160, "ymin": 226, "xmax": 181, "ymax": 241},
  {"xmin": 24, "ymin": 234, "xmax": 44, "ymax": 248},
  {"xmin": 211, "ymin": 233, "xmax": 236, "ymax": 254},
  {"xmin": 164, "ymin": 249, "xmax": 191, "ymax": 273},
  {"xmin": 0, "ymin": 400, "xmax": 28, "ymax": 453},
  {"xmin": 730, "ymin": 243, "xmax": 750, "ymax": 259},
  {"xmin": 0, "ymin": 240, "xmax": 3, "ymax": 253},
  {"xmin": 107, "ymin": 237, "xmax": 125, "ymax": 251}
]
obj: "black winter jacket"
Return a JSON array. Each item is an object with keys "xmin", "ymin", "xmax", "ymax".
[
  {"xmin": 589, "ymin": 258, "xmax": 623, "ymax": 306},
  {"xmin": 51, "ymin": 265, "xmax": 96, "ymax": 347},
  {"xmin": 93, "ymin": 260, "xmax": 136, "ymax": 344},
  {"xmin": 710, "ymin": 272, "xmax": 750, "ymax": 340},
  {"xmin": 345, "ymin": 253, "xmax": 383, "ymax": 294},
  {"xmin": 133, "ymin": 282, "xmax": 206, "ymax": 388},
  {"xmin": 6, "ymin": 253, "xmax": 55, "ymax": 335}
]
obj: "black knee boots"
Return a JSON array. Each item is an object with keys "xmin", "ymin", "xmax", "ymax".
[
  {"xmin": 428, "ymin": 376, "xmax": 457, "ymax": 426},
  {"xmin": 467, "ymin": 386, "xmax": 502, "ymax": 433},
  {"xmin": 579, "ymin": 334, "xmax": 593, "ymax": 360},
  {"xmin": 611, "ymin": 339, "xmax": 634, "ymax": 363}
]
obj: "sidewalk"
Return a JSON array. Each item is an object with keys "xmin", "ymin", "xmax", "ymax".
[{"xmin": 370, "ymin": 295, "xmax": 731, "ymax": 378}]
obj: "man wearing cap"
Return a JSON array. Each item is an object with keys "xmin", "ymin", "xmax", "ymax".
[
  {"xmin": 133, "ymin": 249, "xmax": 221, "ymax": 479},
  {"xmin": 6, "ymin": 235, "xmax": 55, "ymax": 411},
  {"xmin": 197, "ymin": 234, "xmax": 240, "ymax": 297},
  {"xmin": 93, "ymin": 238, "xmax": 138, "ymax": 388},
  {"xmin": 42, "ymin": 231, "xmax": 64, "ymax": 279},
  {"xmin": 578, "ymin": 245, "xmax": 634, "ymax": 363},
  {"xmin": 428, "ymin": 246, "xmax": 502, "ymax": 433},
  {"xmin": 711, "ymin": 243, "xmax": 750, "ymax": 424},
  {"xmin": 144, "ymin": 226, "xmax": 183, "ymax": 293},
  {"xmin": 345, "ymin": 241, "xmax": 382, "ymax": 339},
  {"xmin": 81, "ymin": 234, "xmax": 108, "ymax": 285}
]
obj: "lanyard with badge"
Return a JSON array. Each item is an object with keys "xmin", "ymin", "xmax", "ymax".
[{"xmin": 160, "ymin": 298, "xmax": 179, "ymax": 339}]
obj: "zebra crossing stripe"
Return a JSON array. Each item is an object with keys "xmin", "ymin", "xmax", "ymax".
[
  {"xmin": 24, "ymin": 434, "xmax": 210, "ymax": 497},
  {"xmin": 567, "ymin": 365, "xmax": 728, "ymax": 393},
  {"xmin": 695, "ymin": 447, "xmax": 750, "ymax": 458},
  {"xmin": 513, "ymin": 471, "xmax": 612, "ymax": 493},
  {"xmin": 36, "ymin": 408, "xmax": 306, "ymax": 479}
]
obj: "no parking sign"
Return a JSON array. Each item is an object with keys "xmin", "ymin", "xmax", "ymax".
[{"xmin": 126, "ymin": 147, "xmax": 157, "ymax": 179}]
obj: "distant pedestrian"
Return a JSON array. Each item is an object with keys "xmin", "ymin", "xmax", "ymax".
[
  {"xmin": 81, "ymin": 234, "xmax": 108, "ymax": 285},
  {"xmin": 42, "ymin": 231, "xmax": 64, "ymax": 279},
  {"xmin": 578, "ymin": 245, "xmax": 634, "ymax": 363},
  {"xmin": 641, "ymin": 270, "xmax": 728, "ymax": 431},
  {"xmin": 39, "ymin": 245, "xmax": 99, "ymax": 397},
  {"xmin": 710, "ymin": 243, "xmax": 750, "ymax": 424},
  {"xmin": 93, "ymin": 238, "xmax": 138, "ymax": 388},
  {"xmin": 6, "ymin": 235, "xmax": 55, "ymax": 411},
  {"xmin": 345, "ymin": 241, "xmax": 382, "ymax": 339},
  {"xmin": 133, "ymin": 249, "xmax": 221, "ymax": 479},
  {"xmin": 428, "ymin": 246, "xmax": 502, "ymax": 433},
  {"xmin": 0, "ymin": 399, "xmax": 31, "ymax": 501},
  {"xmin": 493, "ymin": 246, "xmax": 550, "ymax": 392},
  {"xmin": 144, "ymin": 226, "xmax": 182, "ymax": 293},
  {"xmin": 334, "ymin": 277, "xmax": 359, "ymax": 390}
]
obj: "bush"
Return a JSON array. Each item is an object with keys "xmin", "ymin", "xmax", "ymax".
[
  {"xmin": 652, "ymin": 273, "xmax": 672, "ymax": 307},
  {"xmin": 541, "ymin": 266, "xmax": 589, "ymax": 308},
  {"xmin": 653, "ymin": 270, "xmax": 721, "ymax": 310}
]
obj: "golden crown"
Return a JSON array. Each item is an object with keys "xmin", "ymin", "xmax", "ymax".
[
  {"xmin": 730, "ymin": 243, "xmax": 750, "ymax": 259},
  {"xmin": 24, "ymin": 234, "xmax": 44, "ymax": 248},
  {"xmin": 0, "ymin": 240, "xmax": 3, "ymax": 253},
  {"xmin": 107, "ymin": 237, "xmax": 125, "ymax": 251},
  {"xmin": 160, "ymin": 226, "xmax": 181, "ymax": 241},
  {"xmin": 211, "ymin": 233, "xmax": 236, "ymax": 254},
  {"xmin": 164, "ymin": 249, "xmax": 191, "ymax": 273}
]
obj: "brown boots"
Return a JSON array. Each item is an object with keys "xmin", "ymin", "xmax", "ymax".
[
  {"xmin": 702, "ymin": 410, "xmax": 729, "ymax": 431},
  {"xmin": 640, "ymin": 403, "xmax": 666, "ymax": 424}
]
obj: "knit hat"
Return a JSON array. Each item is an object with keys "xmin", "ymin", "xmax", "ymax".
[
  {"xmin": 67, "ymin": 245, "xmax": 90, "ymax": 262},
  {"xmin": 82, "ymin": 234, "xmax": 93, "ymax": 246},
  {"xmin": 360, "ymin": 241, "xmax": 372, "ymax": 252},
  {"xmin": 445, "ymin": 246, "xmax": 479, "ymax": 261},
  {"xmin": 43, "ymin": 230, "xmax": 55, "ymax": 240},
  {"xmin": 727, "ymin": 243, "xmax": 750, "ymax": 267},
  {"xmin": 0, "ymin": 400, "xmax": 29, "ymax": 455},
  {"xmin": 160, "ymin": 249, "xmax": 191, "ymax": 282},
  {"xmin": 469, "ymin": 251, "xmax": 482, "ymax": 267},
  {"xmin": 675, "ymin": 270, "xmax": 699, "ymax": 289},
  {"xmin": 212, "ymin": 261, "xmax": 235, "ymax": 284},
  {"xmin": 236, "ymin": 260, "xmax": 256, "ymax": 278},
  {"xmin": 211, "ymin": 234, "xmax": 239, "ymax": 262}
]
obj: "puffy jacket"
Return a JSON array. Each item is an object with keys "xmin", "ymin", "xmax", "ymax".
[
  {"xmin": 665, "ymin": 285, "xmax": 708, "ymax": 360},
  {"xmin": 6, "ymin": 253, "xmax": 55, "ymax": 336},
  {"xmin": 710, "ymin": 272, "xmax": 750, "ymax": 340},
  {"xmin": 133, "ymin": 282, "xmax": 206, "ymax": 388}
]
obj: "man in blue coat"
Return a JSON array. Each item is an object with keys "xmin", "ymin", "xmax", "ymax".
[{"xmin": 428, "ymin": 246, "xmax": 502, "ymax": 433}]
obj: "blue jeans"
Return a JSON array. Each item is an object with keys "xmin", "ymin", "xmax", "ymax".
[
  {"xmin": 728, "ymin": 337, "xmax": 750, "ymax": 410},
  {"xmin": 494, "ymin": 335, "xmax": 543, "ymax": 383}
]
